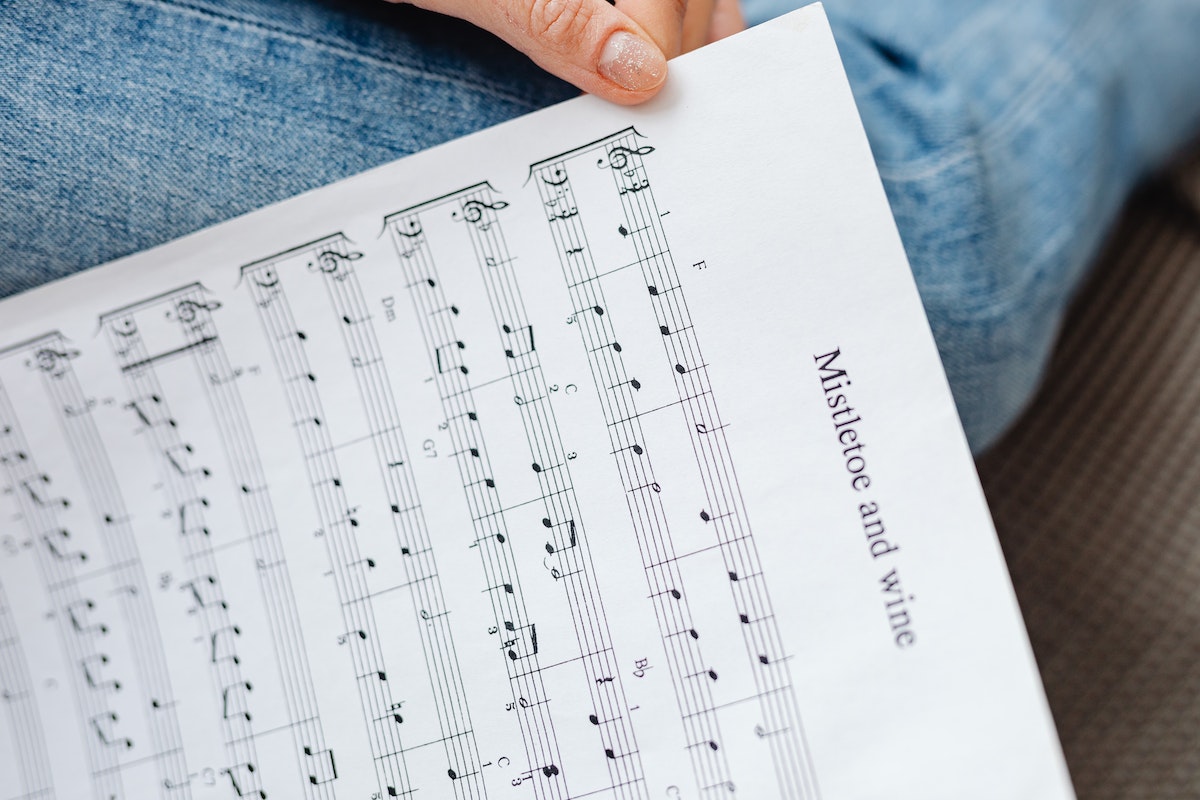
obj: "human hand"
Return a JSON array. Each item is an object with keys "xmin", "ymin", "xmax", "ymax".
[{"xmin": 387, "ymin": 0, "xmax": 745, "ymax": 104}]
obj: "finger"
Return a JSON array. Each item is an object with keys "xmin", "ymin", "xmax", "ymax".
[
  {"xmin": 613, "ymin": 0, "xmax": 690, "ymax": 58},
  {"xmin": 707, "ymin": 0, "xmax": 745, "ymax": 43},
  {"xmin": 396, "ymin": 0, "xmax": 669, "ymax": 104},
  {"xmin": 680, "ymin": 0, "xmax": 717, "ymax": 53}
]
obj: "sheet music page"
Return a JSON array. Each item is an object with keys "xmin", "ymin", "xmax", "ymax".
[{"xmin": 0, "ymin": 6, "xmax": 1074, "ymax": 799}]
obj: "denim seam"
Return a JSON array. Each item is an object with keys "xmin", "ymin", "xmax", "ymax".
[
  {"xmin": 866, "ymin": 7, "xmax": 1108, "ymax": 180},
  {"xmin": 142, "ymin": 0, "xmax": 544, "ymax": 111}
]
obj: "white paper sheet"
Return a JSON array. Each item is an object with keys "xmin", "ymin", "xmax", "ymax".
[{"xmin": 0, "ymin": 6, "xmax": 1074, "ymax": 799}]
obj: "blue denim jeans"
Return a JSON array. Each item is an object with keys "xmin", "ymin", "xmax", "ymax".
[{"xmin": 2, "ymin": 0, "xmax": 1199, "ymax": 451}]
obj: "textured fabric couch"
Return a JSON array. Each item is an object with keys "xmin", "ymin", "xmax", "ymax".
[{"xmin": 977, "ymin": 146, "xmax": 1200, "ymax": 799}]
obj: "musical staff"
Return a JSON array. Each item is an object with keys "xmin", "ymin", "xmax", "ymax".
[
  {"xmin": 0, "ymin": 25, "xmax": 1063, "ymax": 798},
  {"xmin": 17, "ymin": 333, "xmax": 192, "ymax": 798},
  {"xmin": 101, "ymin": 296, "xmax": 269, "ymax": 800},
  {"xmin": 100, "ymin": 287, "xmax": 350, "ymax": 799},
  {"xmin": 242, "ymin": 245, "xmax": 484, "ymax": 800},
  {"xmin": 0, "ymin": 380, "xmax": 127, "ymax": 799},
  {"xmin": 0, "ymin": 578, "xmax": 56, "ymax": 800},
  {"xmin": 385, "ymin": 184, "xmax": 648, "ymax": 800},
  {"xmin": 532, "ymin": 129, "xmax": 817, "ymax": 799},
  {"xmin": 384, "ymin": 213, "xmax": 576, "ymax": 800}
]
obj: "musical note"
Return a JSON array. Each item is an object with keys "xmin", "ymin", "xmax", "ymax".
[
  {"xmin": 179, "ymin": 500, "xmax": 211, "ymax": 537},
  {"xmin": 220, "ymin": 763, "xmax": 265, "ymax": 799},
  {"xmin": 125, "ymin": 395, "xmax": 172, "ymax": 428},
  {"xmin": 501, "ymin": 324, "xmax": 535, "ymax": 358},
  {"xmin": 165, "ymin": 444, "xmax": 211, "ymax": 477},
  {"xmin": 221, "ymin": 681, "xmax": 253, "ymax": 721},
  {"xmin": 210, "ymin": 625, "xmax": 242, "ymax": 664},
  {"xmin": 542, "ymin": 518, "xmax": 578, "ymax": 555},
  {"xmin": 46, "ymin": 531, "xmax": 87, "ymax": 563},
  {"xmin": 209, "ymin": 367, "xmax": 243, "ymax": 385},
  {"xmin": 435, "ymin": 341, "xmax": 469, "ymax": 375},
  {"xmin": 304, "ymin": 747, "xmax": 338, "ymax": 785},
  {"xmin": 503, "ymin": 622, "xmax": 538, "ymax": 661},
  {"xmin": 82, "ymin": 654, "xmax": 121, "ymax": 691},
  {"xmin": 181, "ymin": 576, "xmax": 227, "ymax": 610},
  {"xmin": 91, "ymin": 712, "xmax": 132, "ymax": 749}
]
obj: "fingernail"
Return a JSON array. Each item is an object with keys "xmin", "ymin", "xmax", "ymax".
[{"xmin": 599, "ymin": 31, "xmax": 667, "ymax": 92}]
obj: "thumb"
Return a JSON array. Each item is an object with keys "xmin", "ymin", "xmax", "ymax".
[{"xmin": 399, "ymin": 0, "xmax": 671, "ymax": 104}]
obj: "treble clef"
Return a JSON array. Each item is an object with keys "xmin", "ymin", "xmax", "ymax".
[
  {"xmin": 598, "ymin": 143, "xmax": 655, "ymax": 170},
  {"xmin": 453, "ymin": 199, "xmax": 509, "ymax": 225},
  {"xmin": 30, "ymin": 347, "xmax": 80, "ymax": 373},
  {"xmin": 174, "ymin": 298, "xmax": 222, "ymax": 324},
  {"xmin": 312, "ymin": 249, "xmax": 364, "ymax": 275}
]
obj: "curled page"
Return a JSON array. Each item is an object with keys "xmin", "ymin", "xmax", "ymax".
[{"xmin": 0, "ymin": 5, "xmax": 1073, "ymax": 799}]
